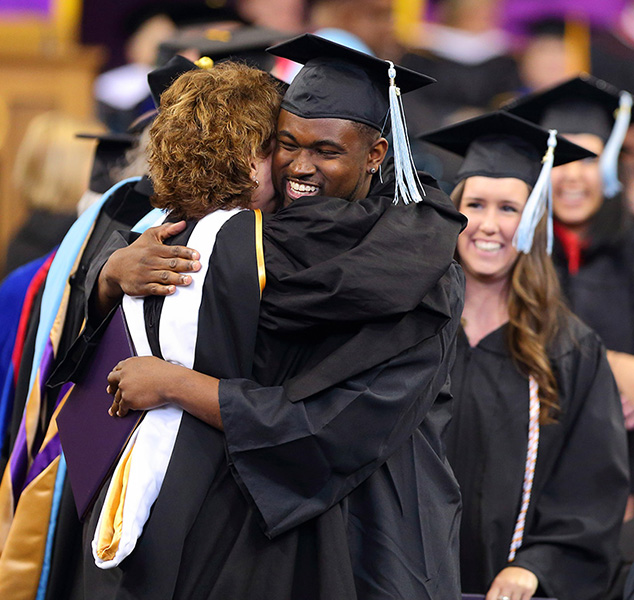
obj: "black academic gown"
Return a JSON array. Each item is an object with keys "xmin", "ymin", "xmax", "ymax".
[
  {"xmin": 39, "ymin": 178, "xmax": 154, "ymax": 600},
  {"xmin": 69, "ymin": 171, "xmax": 467, "ymax": 600},
  {"xmin": 551, "ymin": 195, "xmax": 634, "ymax": 504},
  {"xmin": 552, "ymin": 195, "xmax": 634, "ymax": 355},
  {"xmin": 446, "ymin": 316, "xmax": 629, "ymax": 600}
]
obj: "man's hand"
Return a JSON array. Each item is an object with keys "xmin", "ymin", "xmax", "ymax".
[
  {"xmin": 107, "ymin": 356, "xmax": 223, "ymax": 430},
  {"xmin": 486, "ymin": 566, "xmax": 539, "ymax": 600},
  {"xmin": 96, "ymin": 221, "xmax": 201, "ymax": 315},
  {"xmin": 107, "ymin": 356, "xmax": 174, "ymax": 417}
]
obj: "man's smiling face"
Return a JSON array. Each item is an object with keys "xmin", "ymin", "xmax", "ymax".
[{"xmin": 273, "ymin": 109, "xmax": 379, "ymax": 206}]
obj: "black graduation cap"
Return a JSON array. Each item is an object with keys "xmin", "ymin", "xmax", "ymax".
[
  {"xmin": 266, "ymin": 33, "xmax": 436, "ymax": 132},
  {"xmin": 503, "ymin": 74, "xmax": 622, "ymax": 141},
  {"xmin": 420, "ymin": 111, "xmax": 595, "ymax": 186},
  {"xmin": 421, "ymin": 111, "xmax": 596, "ymax": 253},
  {"xmin": 503, "ymin": 74, "xmax": 633, "ymax": 197},
  {"xmin": 156, "ymin": 25, "xmax": 288, "ymax": 73},
  {"xmin": 149, "ymin": 37, "xmax": 288, "ymax": 111},
  {"xmin": 147, "ymin": 54, "xmax": 200, "ymax": 108},
  {"xmin": 76, "ymin": 132, "xmax": 136, "ymax": 194}
]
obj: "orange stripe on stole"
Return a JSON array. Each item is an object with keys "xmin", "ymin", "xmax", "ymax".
[
  {"xmin": 0, "ymin": 468, "xmax": 15, "ymax": 553},
  {"xmin": 254, "ymin": 209, "xmax": 266, "ymax": 297},
  {"xmin": 96, "ymin": 440, "xmax": 136, "ymax": 561}
]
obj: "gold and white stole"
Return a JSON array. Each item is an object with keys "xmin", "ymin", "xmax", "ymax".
[{"xmin": 92, "ymin": 208, "xmax": 244, "ymax": 569}]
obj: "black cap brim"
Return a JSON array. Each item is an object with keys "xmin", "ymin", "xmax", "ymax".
[
  {"xmin": 75, "ymin": 132, "xmax": 137, "ymax": 145},
  {"xmin": 503, "ymin": 74, "xmax": 621, "ymax": 140},
  {"xmin": 159, "ymin": 25, "xmax": 288, "ymax": 62},
  {"xmin": 420, "ymin": 111, "xmax": 596, "ymax": 184}
]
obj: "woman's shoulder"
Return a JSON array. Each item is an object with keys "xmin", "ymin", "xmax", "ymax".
[
  {"xmin": 207, "ymin": 208, "xmax": 259, "ymax": 248},
  {"xmin": 548, "ymin": 312, "xmax": 604, "ymax": 360}
]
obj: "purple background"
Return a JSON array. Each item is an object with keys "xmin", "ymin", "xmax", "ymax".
[
  {"xmin": 0, "ymin": 0, "xmax": 51, "ymax": 13},
  {"xmin": 502, "ymin": 0, "xmax": 627, "ymax": 33}
]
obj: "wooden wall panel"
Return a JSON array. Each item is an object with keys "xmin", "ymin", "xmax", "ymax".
[{"xmin": 0, "ymin": 46, "xmax": 104, "ymax": 274}]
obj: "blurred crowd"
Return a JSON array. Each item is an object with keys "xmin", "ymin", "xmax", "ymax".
[{"xmin": 5, "ymin": 0, "xmax": 634, "ymax": 273}]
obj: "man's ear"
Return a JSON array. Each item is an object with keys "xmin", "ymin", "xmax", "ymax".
[{"xmin": 367, "ymin": 137, "xmax": 389, "ymax": 172}]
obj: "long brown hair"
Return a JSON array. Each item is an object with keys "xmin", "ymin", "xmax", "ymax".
[{"xmin": 452, "ymin": 179, "xmax": 570, "ymax": 424}]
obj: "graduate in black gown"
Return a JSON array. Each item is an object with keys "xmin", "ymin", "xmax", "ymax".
[
  {"xmin": 504, "ymin": 76, "xmax": 634, "ymax": 491},
  {"xmin": 65, "ymin": 36, "xmax": 466, "ymax": 599},
  {"xmin": 421, "ymin": 111, "xmax": 630, "ymax": 600}
]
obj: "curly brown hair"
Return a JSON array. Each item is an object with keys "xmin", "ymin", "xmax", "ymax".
[
  {"xmin": 452, "ymin": 180, "xmax": 571, "ymax": 424},
  {"xmin": 147, "ymin": 63, "xmax": 282, "ymax": 220}
]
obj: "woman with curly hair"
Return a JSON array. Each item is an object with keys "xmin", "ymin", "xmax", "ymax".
[
  {"xmin": 422, "ymin": 111, "xmax": 629, "ymax": 600},
  {"xmin": 75, "ymin": 60, "xmax": 289, "ymax": 593},
  {"xmin": 147, "ymin": 62, "xmax": 280, "ymax": 219}
]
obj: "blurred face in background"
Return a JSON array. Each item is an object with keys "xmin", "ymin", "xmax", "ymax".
[
  {"xmin": 441, "ymin": 0, "xmax": 501, "ymax": 32},
  {"xmin": 518, "ymin": 34, "xmax": 569, "ymax": 92},
  {"xmin": 347, "ymin": 0, "xmax": 397, "ymax": 57},
  {"xmin": 238, "ymin": 0, "xmax": 305, "ymax": 32},
  {"xmin": 456, "ymin": 175, "xmax": 529, "ymax": 283},
  {"xmin": 310, "ymin": 0, "xmax": 398, "ymax": 58},
  {"xmin": 551, "ymin": 133, "xmax": 604, "ymax": 236}
]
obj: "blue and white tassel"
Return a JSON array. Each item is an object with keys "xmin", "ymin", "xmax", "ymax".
[
  {"xmin": 387, "ymin": 61, "xmax": 425, "ymax": 205},
  {"xmin": 599, "ymin": 90, "xmax": 632, "ymax": 198},
  {"xmin": 513, "ymin": 129, "xmax": 557, "ymax": 255}
]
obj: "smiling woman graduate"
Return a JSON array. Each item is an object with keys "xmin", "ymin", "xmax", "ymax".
[{"xmin": 422, "ymin": 111, "xmax": 630, "ymax": 600}]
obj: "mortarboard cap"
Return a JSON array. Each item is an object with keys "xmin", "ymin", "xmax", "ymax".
[
  {"xmin": 267, "ymin": 33, "xmax": 435, "ymax": 132},
  {"xmin": 76, "ymin": 103, "xmax": 164, "ymax": 194},
  {"xmin": 421, "ymin": 111, "xmax": 595, "ymax": 253},
  {"xmin": 149, "ymin": 36, "xmax": 288, "ymax": 111},
  {"xmin": 503, "ymin": 74, "xmax": 623, "ymax": 141},
  {"xmin": 420, "ymin": 111, "xmax": 595, "ymax": 186},
  {"xmin": 147, "ymin": 54, "xmax": 200, "ymax": 108},
  {"xmin": 156, "ymin": 25, "xmax": 288, "ymax": 72},
  {"xmin": 503, "ymin": 74, "xmax": 633, "ymax": 197}
]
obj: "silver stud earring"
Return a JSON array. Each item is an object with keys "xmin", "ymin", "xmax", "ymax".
[
  {"xmin": 252, "ymin": 177, "xmax": 259, "ymax": 187},
  {"xmin": 370, "ymin": 167, "xmax": 377, "ymax": 174}
]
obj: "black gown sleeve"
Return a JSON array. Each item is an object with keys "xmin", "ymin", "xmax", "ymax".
[
  {"xmin": 260, "ymin": 182, "xmax": 465, "ymax": 333},
  {"xmin": 512, "ymin": 329, "xmax": 629, "ymax": 600},
  {"xmin": 218, "ymin": 264, "xmax": 465, "ymax": 538},
  {"xmin": 83, "ymin": 230, "xmax": 140, "ymax": 333}
]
